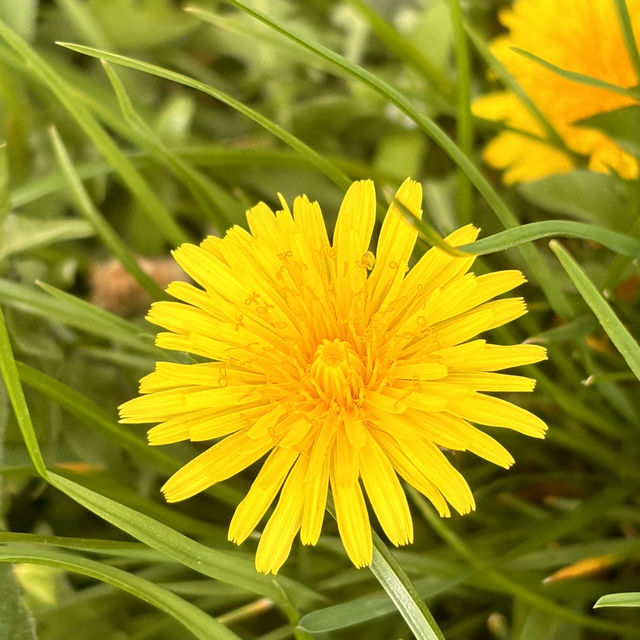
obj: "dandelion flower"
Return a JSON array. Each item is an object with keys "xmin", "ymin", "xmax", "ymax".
[
  {"xmin": 472, "ymin": 0, "xmax": 640, "ymax": 184},
  {"xmin": 119, "ymin": 179, "xmax": 547, "ymax": 574}
]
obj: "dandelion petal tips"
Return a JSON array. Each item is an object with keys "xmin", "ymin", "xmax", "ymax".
[{"xmin": 119, "ymin": 178, "xmax": 547, "ymax": 574}]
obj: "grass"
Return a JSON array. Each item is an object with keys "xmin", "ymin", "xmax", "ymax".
[{"xmin": 0, "ymin": 1, "xmax": 639, "ymax": 639}]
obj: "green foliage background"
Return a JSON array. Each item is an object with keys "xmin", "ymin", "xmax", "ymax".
[{"xmin": 0, "ymin": 0, "xmax": 639, "ymax": 639}]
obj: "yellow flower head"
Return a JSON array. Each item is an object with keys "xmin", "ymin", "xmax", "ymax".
[
  {"xmin": 472, "ymin": 0, "xmax": 640, "ymax": 184},
  {"xmin": 119, "ymin": 179, "xmax": 547, "ymax": 574}
]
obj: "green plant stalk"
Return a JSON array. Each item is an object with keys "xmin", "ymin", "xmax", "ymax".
[
  {"xmin": 613, "ymin": 0, "xmax": 640, "ymax": 82},
  {"xmin": 448, "ymin": 0, "xmax": 473, "ymax": 225}
]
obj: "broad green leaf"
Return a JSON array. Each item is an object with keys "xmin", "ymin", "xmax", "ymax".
[
  {"xmin": 48, "ymin": 126, "xmax": 165, "ymax": 299},
  {"xmin": 0, "ymin": 566, "xmax": 37, "ymax": 640},
  {"xmin": 594, "ymin": 592, "xmax": 640, "ymax": 608},
  {"xmin": 578, "ymin": 106, "xmax": 640, "ymax": 156},
  {"xmin": 518, "ymin": 172, "xmax": 634, "ymax": 228},
  {"xmin": 0, "ymin": 17, "xmax": 189, "ymax": 246},
  {"xmin": 550, "ymin": 240, "xmax": 640, "ymax": 381},
  {"xmin": 0, "ymin": 213, "xmax": 94, "ymax": 261},
  {"xmin": 46, "ymin": 472, "xmax": 322, "ymax": 608},
  {"xmin": 512, "ymin": 47, "xmax": 640, "ymax": 100},
  {"xmin": 461, "ymin": 220, "xmax": 640, "ymax": 256},
  {"xmin": 0, "ymin": 545, "xmax": 242, "ymax": 640}
]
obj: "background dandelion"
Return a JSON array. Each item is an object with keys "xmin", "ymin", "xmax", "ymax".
[{"xmin": 0, "ymin": 1, "xmax": 639, "ymax": 639}]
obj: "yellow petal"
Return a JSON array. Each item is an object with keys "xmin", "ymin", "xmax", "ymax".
[
  {"xmin": 330, "ymin": 455, "xmax": 372, "ymax": 568},
  {"xmin": 359, "ymin": 437, "xmax": 413, "ymax": 546},
  {"xmin": 448, "ymin": 393, "xmax": 547, "ymax": 438},
  {"xmin": 332, "ymin": 180, "xmax": 376, "ymax": 256},
  {"xmin": 161, "ymin": 430, "xmax": 273, "ymax": 502},
  {"xmin": 255, "ymin": 456, "xmax": 307, "ymax": 574},
  {"xmin": 229, "ymin": 447, "xmax": 299, "ymax": 545}
]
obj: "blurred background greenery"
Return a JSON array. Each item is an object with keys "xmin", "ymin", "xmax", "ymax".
[{"xmin": 1, "ymin": 1, "xmax": 639, "ymax": 639}]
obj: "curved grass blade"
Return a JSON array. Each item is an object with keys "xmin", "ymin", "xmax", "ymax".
[
  {"xmin": 99, "ymin": 60, "xmax": 234, "ymax": 229},
  {"xmin": 595, "ymin": 592, "xmax": 640, "ymax": 608},
  {"xmin": 613, "ymin": 0, "xmax": 640, "ymax": 82},
  {"xmin": 512, "ymin": 47, "xmax": 640, "ymax": 100},
  {"xmin": 46, "ymin": 471, "xmax": 322, "ymax": 608},
  {"xmin": 0, "ymin": 545, "xmax": 242, "ymax": 640},
  {"xmin": 186, "ymin": 1, "xmax": 573, "ymax": 319},
  {"xmin": 549, "ymin": 240, "xmax": 640, "ymax": 381},
  {"xmin": 0, "ymin": 303, "xmax": 47, "ymax": 477},
  {"xmin": 461, "ymin": 221, "xmax": 640, "ymax": 256},
  {"xmin": 0, "ymin": 143, "xmax": 8, "ymax": 226},
  {"xmin": 48, "ymin": 125, "xmax": 165, "ymax": 300},
  {"xmin": 0, "ymin": 18, "xmax": 189, "ymax": 246},
  {"xmin": 55, "ymin": 43, "xmax": 352, "ymax": 193},
  {"xmin": 465, "ymin": 24, "xmax": 572, "ymax": 158}
]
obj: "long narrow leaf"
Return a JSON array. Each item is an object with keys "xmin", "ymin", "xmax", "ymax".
[
  {"xmin": 549, "ymin": 240, "xmax": 640, "ymax": 381},
  {"xmin": 0, "ymin": 545, "xmax": 242, "ymax": 640}
]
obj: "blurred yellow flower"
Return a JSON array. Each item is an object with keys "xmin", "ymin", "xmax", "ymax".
[
  {"xmin": 119, "ymin": 179, "xmax": 547, "ymax": 574},
  {"xmin": 472, "ymin": 0, "xmax": 640, "ymax": 184}
]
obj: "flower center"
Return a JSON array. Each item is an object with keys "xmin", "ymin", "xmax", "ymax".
[{"xmin": 310, "ymin": 338, "xmax": 365, "ymax": 404}]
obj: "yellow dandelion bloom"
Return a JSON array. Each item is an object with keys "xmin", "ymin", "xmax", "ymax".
[
  {"xmin": 119, "ymin": 179, "xmax": 547, "ymax": 574},
  {"xmin": 472, "ymin": 0, "xmax": 640, "ymax": 184}
]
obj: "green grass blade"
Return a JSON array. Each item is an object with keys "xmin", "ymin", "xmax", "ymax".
[
  {"xmin": 0, "ymin": 531, "xmax": 163, "ymax": 560},
  {"xmin": 0, "ymin": 279, "xmax": 156, "ymax": 355},
  {"xmin": 0, "ymin": 303, "xmax": 47, "ymax": 477},
  {"xmin": 344, "ymin": 0, "xmax": 452, "ymax": 95},
  {"xmin": 369, "ymin": 533, "xmax": 446, "ymax": 640},
  {"xmin": 299, "ymin": 573, "xmax": 470, "ymax": 633},
  {"xmin": 448, "ymin": 0, "xmax": 473, "ymax": 224},
  {"xmin": 461, "ymin": 220, "xmax": 640, "ymax": 256},
  {"xmin": 0, "ymin": 545, "xmax": 242, "ymax": 640},
  {"xmin": 186, "ymin": 1, "xmax": 573, "ymax": 320},
  {"xmin": 465, "ymin": 24, "xmax": 572, "ymax": 158},
  {"xmin": 0, "ymin": 213, "xmax": 94, "ymax": 261},
  {"xmin": 595, "ymin": 592, "xmax": 640, "ymax": 608},
  {"xmin": 46, "ymin": 471, "xmax": 322, "ymax": 608},
  {"xmin": 0, "ymin": 18, "xmax": 189, "ymax": 246},
  {"xmin": 512, "ymin": 47, "xmax": 640, "ymax": 99},
  {"xmin": 55, "ymin": 43, "xmax": 352, "ymax": 193},
  {"xmin": 549, "ymin": 240, "xmax": 640, "ymax": 381},
  {"xmin": 48, "ymin": 126, "xmax": 165, "ymax": 300},
  {"xmin": 98, "ymin": 60, "xmax": 234, "ymax": 229},
  {"xmin": 613, "ymin": 0, "xmax": 640, "ymax": 82}
]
